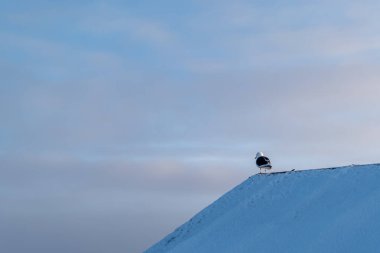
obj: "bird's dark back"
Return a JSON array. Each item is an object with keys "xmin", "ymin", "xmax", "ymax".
[{"xmin": 256, "ymin": 156, "xmax": 271, "ymax": 167}]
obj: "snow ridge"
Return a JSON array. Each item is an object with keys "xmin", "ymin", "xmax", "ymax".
[{"xmin": 145, "ymin": 164, "xmax": 380, "ymax": 253}]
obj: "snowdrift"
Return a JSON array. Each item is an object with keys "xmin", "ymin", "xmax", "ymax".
[{"xmin": 145, "ymin": 164, "xmax": 380, "ymax": 253}]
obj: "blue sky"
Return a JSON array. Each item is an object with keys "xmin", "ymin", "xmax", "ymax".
[{"xmin": 2, "ymin": 0, "xmax": 380, "ymax": 252}]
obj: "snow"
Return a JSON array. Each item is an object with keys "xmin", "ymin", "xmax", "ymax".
[{"xmin": 144, "ymin": 164, "xmax": 380, "ymax": 253}]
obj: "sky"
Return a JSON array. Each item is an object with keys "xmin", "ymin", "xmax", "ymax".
[{"xmin": 2, "ymin": 0, "xmax": 380, "ymax": 252}]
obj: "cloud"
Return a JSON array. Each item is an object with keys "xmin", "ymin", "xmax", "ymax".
[
  {"xmin": 78, "ymin": 3, "xmax": 175, "ymax": 46},
  {"xmin": 180, "ymin": 0, "xmax": 380, "ymax": 70},
  {"xmin": 0, "ymin": 153, "xmax": 243, "ymax": 253},
  {"xmin": 2, "ymin": 58, "xmax": 380, "ymax": 169}
]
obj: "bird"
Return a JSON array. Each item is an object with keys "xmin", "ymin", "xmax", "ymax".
[{"xmin": 255, "ymin": 152, "xmax": 272, "ymax": 174}]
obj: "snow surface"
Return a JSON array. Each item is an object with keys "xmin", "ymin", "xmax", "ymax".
[{"xmin": 145, "ymin": 164, "xmax": 380, "ymax": 253}]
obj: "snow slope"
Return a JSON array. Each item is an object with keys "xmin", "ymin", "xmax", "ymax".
[{"xmin": 145, "ymin": 164, "xmax": 380, "ymax": 253}]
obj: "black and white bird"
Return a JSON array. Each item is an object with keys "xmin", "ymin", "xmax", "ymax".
[{"xmin": 255, "ymin": 152, "xmax": 272, "ymax": 173}]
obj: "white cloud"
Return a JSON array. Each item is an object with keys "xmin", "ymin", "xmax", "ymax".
[{"xmin": 79, "ymin": 4, "xmax": 175, "ymax": 45}]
